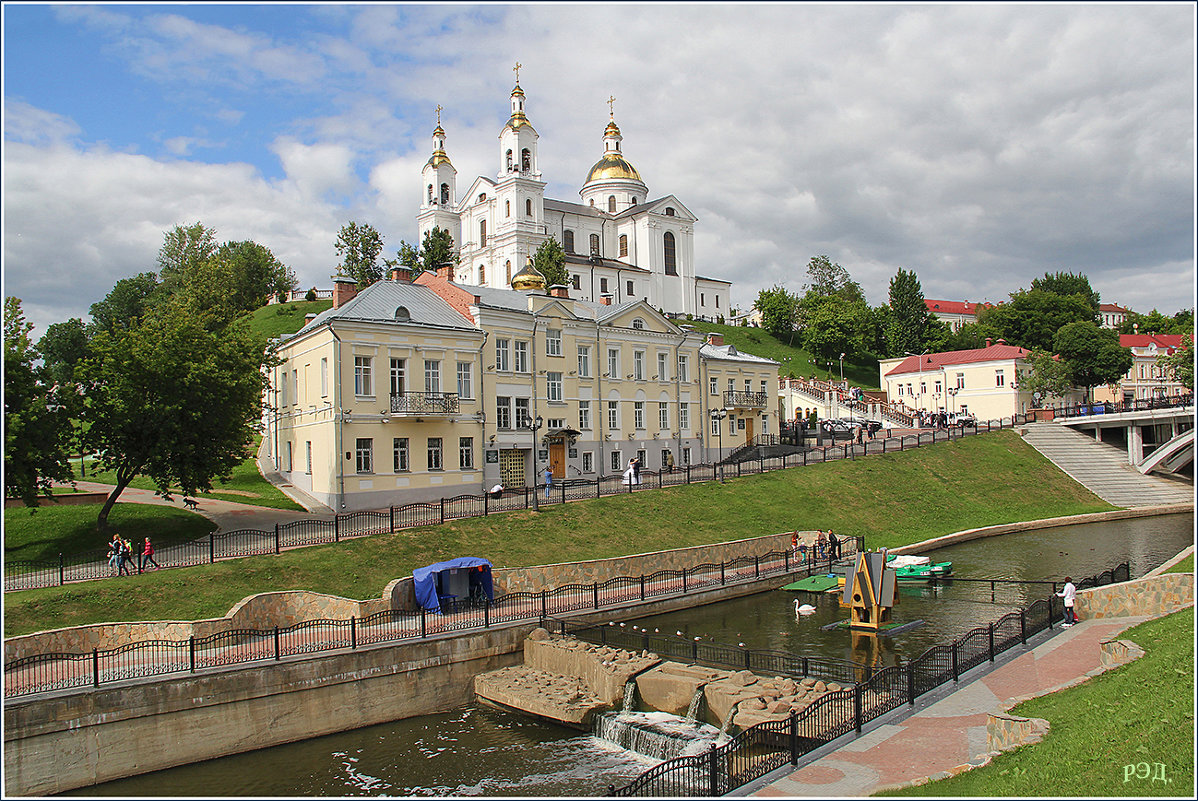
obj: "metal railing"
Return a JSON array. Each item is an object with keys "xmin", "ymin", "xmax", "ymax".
[
  {"xmin": 723, "ymin": 390, "xmax": 770, "ymax": 409},
  {"xmin": 606, "ymin": 561, "xmax": 1130, "ymax": 797},
  {"xmin": 1046, "ymin": 393, "xmax": 1193, "ymax": 420},
  {"xmin": 2, "ymin": 540, "xmax": 867, "ymax": 699},
  {"xmin": 390, "ymin": 392, "xmax": 460, "ymax": 415},
  {"xmin": 3, "ymin": 414, "xmax": 1035, "ymax": 593}
]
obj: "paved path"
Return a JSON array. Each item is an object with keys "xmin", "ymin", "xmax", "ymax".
[
  {"xmin": 1020, "ymin": 423, "xmax": 1193, "ymax": 507},
  {"xmin": 750, "ymin": 616, "xmax": 1148, "ymax": 797}
]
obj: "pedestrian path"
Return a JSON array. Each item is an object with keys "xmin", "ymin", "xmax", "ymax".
[
  {"xmin": 1020, "ymin": 423, "xmax": 1193, "ymax": 507},
  {"xmin": 749, "ymin": 616, "xmax": 1147, "ymax": 797}
]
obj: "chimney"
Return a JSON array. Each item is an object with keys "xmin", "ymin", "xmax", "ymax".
[
  {"xmin": 549, "ymin": 284, "xmax": 569, "ymax": 299},
  {"xmin": 985, "ymin": 337, "xmax": 992, "ymax": 348},
  {"xmin": 438, "ymin": 263, "xmax": 455, "ymax": 280},
  {"xmin": 996, "ymin": 338, "xmax": 1007, "ymax": 345},
  {"xmin": 600, "ymin": 294, "xmax": 613, "ymax": 306},
  {"xmin": 304, "ymin": 313, "xmax": 317, "ymax": 325},
  {"xmin": 389, "ymin": 266, "xmax": 411, "ymax": 282},
  {"xmin": 707, "ymin": 333, "xmax": 724, "ymax": 347},
  {"xmin": 332, "ymin": 275, "xmax": 358, "ymax": 309}
]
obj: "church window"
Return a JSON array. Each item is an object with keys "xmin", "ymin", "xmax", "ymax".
[
  {"xmin": 589, "ymin": 199, "xmax": 595, "ymax": 207},
  {"xmin": 506, "ymin": 260, "xmax": 512, "ymax": 284},
  {"xmin": 701, "ymin": 293, "xmax": 706, "ymax": 306},
  {"xmin": 619, "ymin": 235, "xmax": 628, "ymax": 258},
  {"xmin": 589, "ymin": 233, "xmax": 600, "ymax": 256},
  {"xmin": 627, "ymin": 280, "xmax": 634, "ymax": 297},
  {"xmin": 521, "ymin": 149, "xmax": 531, "ymax": 172},
  {"xmin": 572, "ymin": 274, "xmax": 581, "ymax": 290},
  {"xmin": 479, "ymin": 264, "xmax": 485, "ymax": 283},
  {"xmin": 600, "ymin": 277, "xmax": 609, "ymax": 294},
  {"xmin": 478, "ymin": 193, "xmax": 486, "ymax": 202},
  {"xmin": 564, "ymin": 230, "xmax": 575, "ymax": 253},
  {"xmin": 506, "ymin": 149, "xmax": 513, "ymax": 171},
  {"xmin": 479, "ymin": 220, "xmax": 487, "ymax": 247},
  {"xmin": 715, "ymin": 296, "xmax": 720, "ymax": 308},
  {"xmin": 663, "ymin": 232, "xmax": 677, "ymax": 275},
  {"xmin": 608, "ymin": 196, "xmax": 616, "ymax": 213},
  {"xmin": 440, "ymin": 184, "xmax": 449, "ymax": 204},
  {"xmin": 526, "ymin": 198, "xmax": 532, "ymax": 216},
  {"xmin": 505, "ymin": 200, "xmax": 510, "ymax": 217},
  {"xmin": 630, "ymin": 197, "xmax": 637, "ymax": 206},
  {"xmin": 665, "ymin": 207, "xmax": 675, "ymax": 216},
  {"xmin": 427, "ymin": 184, "xmax": 433, "ymax": 203}
]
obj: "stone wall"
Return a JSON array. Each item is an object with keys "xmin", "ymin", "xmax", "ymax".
[
  {"xmin": 986, "ymin": 712, "xmax": 1049, "ymax": 753},
  {"xmin": 1075, "ymin": 572, "xmax": 1194, "ymax": 620},
  {"xmin": 5, "ymin": 492, "xmax": 111, "ymax": 508}
]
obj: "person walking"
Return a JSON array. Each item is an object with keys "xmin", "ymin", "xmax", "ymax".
[
  {"xmin": 140, "ymin": 537, "xmax": 160, "ymax": 572},
  {"xmin": 116, "ymin": 538, "xmax": 133, "ymax": 576},
  {"xmin": 543, "ymin": 466, "xmax": 553, "ymax": 499},
  {"xmin": 106, "ymin": 542, "xmax": 120, "ymax": 576},
  {"xmin": 665, "ymin": 450, "xmax": 675, "ymax": 473},
  {"xmin": 631, "ymin": 457, "xmax": 642, "ymax": 485},
  {"xmin": 828, "ymin": 529, "xmax": 840, "ymax": 560},
  {"xmin": 1057, "ymin": 577, "xmax": 1078, "ymax": 626}
]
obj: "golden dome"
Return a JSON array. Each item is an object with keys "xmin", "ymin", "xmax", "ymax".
[
  {"xmin": 604, "ymin": 120, "xmax": 621, "ymax": 137},
  {"xmin": 426, "ymin": 150, "xmax": 452, "ymax": 168},
  {"xmin": 510, "ymin": 258, "xmax": 546, "ymax": 291},
  {"xmin": 584, "ymin": 154, "xmax": 643, "ymax": 184},
  {"xmin": 506, "ymin": 114, "xmax": 531, "ymax": 131},
  {"xmin": 433, "ymin": 124, "xmax": 445, "ymax": 137}
]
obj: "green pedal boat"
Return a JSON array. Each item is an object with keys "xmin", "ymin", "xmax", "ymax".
[{"xmin": 887, "ymin": 554, "xmax": 953, "ymax": 582}]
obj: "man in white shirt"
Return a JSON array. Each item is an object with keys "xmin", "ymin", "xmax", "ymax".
[{"xmin": 1057, "ymin": 577, "xmax": 1077, "ymax": 626}]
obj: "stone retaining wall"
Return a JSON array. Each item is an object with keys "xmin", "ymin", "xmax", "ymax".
[
  {"xmin": 1075, "ymin": 572, "xmax": 1194, "ymax": 620},
  {"xmin": 4, "ymin": 492, "xmax": 110, "ymax": 509},
  {"xmin": 986, "ymin": 712, "xmax": 1049, "ymax": 753}
]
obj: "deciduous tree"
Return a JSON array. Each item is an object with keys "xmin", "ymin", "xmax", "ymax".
[
  {"xmin": 755, "ymin": 285, "xmax": 799, "ymax": 338},
  {"xmin": 1030, "ymin": 271, "xmax": 1100, "ymax": 314},
  {"xmin": 88, "ymin": 272, "xmax": 162, "ymax": 336},
  {"xmin": 532, "ymin": 236, "xmax": 568, "ymax": 288},
  {"xmin": 1052, "ymin": 321, "xmax": 1134, "ymax": 399},
  {"xmin": 335, "ymin": 221, "xmax": 385, "ymax": 288},
  {"xmin": 1159, "ymin": 334, "xmax": 1194, "ymax": 390},
  {"xmin": 156, "ymin": 222, "xmax": 218, "ymax": 292},
  {"xmin": 1020, "ymin": 350, "xmax": 1075, "ymax": 405},
  {"xmin": 977, "ymin": 290, "xmax": 1096, "ymax": 351}
]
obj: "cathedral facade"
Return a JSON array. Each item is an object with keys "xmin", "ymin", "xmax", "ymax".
[{"xmin": 416, "ymin": 78, "xmax": 731, "ymax": 320}]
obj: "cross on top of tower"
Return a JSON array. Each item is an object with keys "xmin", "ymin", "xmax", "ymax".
[
  {"xmin": 435, "ymin": 104, "xmax": 443, "ymax": 126},
  {"xmin": 608, "ymin": 95, "xmax": 616, "ymax": 119},
  {"xmin": 513, "ymin": 61, "xmax": 522, "ymax": 83}
]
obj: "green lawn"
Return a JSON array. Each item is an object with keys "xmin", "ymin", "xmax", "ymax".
[
  {"xmin": 686, "ymin": 320, "xmax": 881, "ymax": 389},
  {"xmin": 880, "ymin": 608, "xmax": 1195, "ymax": 797},
  {"xmin": 242, "ymin": 299, "xmax": 332, "ymax": 348},
  {"xmin": 1165, "ymin": 553, "xmax": 1193, "ymax": 574},
  {"xmin": 4, "ymin": 503, "xmax": 216, "ymax": 564},
  {"xmin": 2, "ymin": 430, "xmax": 1113, "ymax": 636},
  {"xmin": 82, "ymin": 453, "xmax": 303, "ymax": 511}
]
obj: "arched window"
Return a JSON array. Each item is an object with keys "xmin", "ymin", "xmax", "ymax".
[
  {"xmin": 506, "ymin": 150, "xmax": 513, "ymax": 171},
  {"xmin": 564, "ymin": 230, "xmax": 575, "ymax": 253},
  {"xmin": 589, "ymin": 199, "xmax": 595, "ymax": 207},
  {"xmin": 665, "ymin": 207, "xmax": 675, "ymax": 217},
  {"xmin": 505, "ymin": 200, "xmax": 511, "ymax": 217},
  {"xmin": 427, "ymin": 184, "xmax": 433, "ymax": 203},
  {"xmin": 526, "ymin": 198, "xmax": 532, "ymax": 216},
  {"xmin": 619, "ymin": 235, "xmax": 628, "ymax": 258},
  {"xmin": 394, "ymin": 306, "xmax": 410, "ymax": 322},
  {"xmin": 632, "ymin": 318, "xmax": 645, "ymax": 330},
  {"xmin": 521, "ymin": 149, "xmax": 531, "ymax": 172},
  {"xmin": 589, "ymin": 233, "xmax": 600, "ymax": 256},
  {"xmin": 663, "ymin": 232, "xmax": 677, "ymax": 275},
  {"xmin": 440, "ymin": 184, "xmax": 449, "ymax": 204},
  {"xmin": 608, "ymin": 196, "xmax": 617, "ymax": 213},
  {"xmin": 479, "ymin": 220, "xmax": 487, "ymax": 247},
  {"xmin": 630, "ymin": 197, "xmax": 637, "ymax": 206},
  {"xmin": 479, "ymin": 264, "xmax": 486, "ymax": 284},
  {"xmin": 506, "ymin": 260, "xmax": 512, "ymax": 284}
]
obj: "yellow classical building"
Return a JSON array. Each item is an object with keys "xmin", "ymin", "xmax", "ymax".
[{"xmin": 268, "ymin": 266, "xmax": 778, "ymax": 510}]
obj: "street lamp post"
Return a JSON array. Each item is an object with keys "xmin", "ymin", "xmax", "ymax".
[
  {"xmin": 525, "ymin": 414, "xmax": 544, "ymax": 511},
  {"xmin": 905, "ymin": 350, "xmax": 929, "ymax": 421},
  {"xmin": 947, "ymin": 387, "xmax": 958, "ymax": 415},
  {"xmin": 839, "ymin": 352, "xmax": 845, "ymax": 384},
  {"xmin": 710, "ymin": 408, "xmax": 728, "ymax": 483}
]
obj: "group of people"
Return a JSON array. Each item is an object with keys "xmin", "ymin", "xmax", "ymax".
[
  {"xmin": 790, "ymin": 529, "xmax": 842, "ymax": 563},
  {"xmin": 622, "ymin": 457, "xmax": 643, "ymax": 485},
  {"xmin": 106, "ymin": 533, "xmax": 159, "ymax": 575},
  {"xmin": 914, "ymin": 410, "xmax": 964, "ymax": 429}
]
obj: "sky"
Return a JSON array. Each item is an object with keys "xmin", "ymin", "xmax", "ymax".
[{"xmin": 3, "ymin": 3, "xmax": 1195, "ymax": 339}]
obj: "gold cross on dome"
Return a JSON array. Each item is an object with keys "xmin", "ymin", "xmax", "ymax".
[
  {"xmin": 435, "ymin": 104, "xmax": 443, "ymax": 126},
  {"xmin": 608, "ymin": 95, "xmax": 616, "ymax": 118},
  {"xmin": 513, "ymin": 61, "xmax": 522, "ymax": 83}
]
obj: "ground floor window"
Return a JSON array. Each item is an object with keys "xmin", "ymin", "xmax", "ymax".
[
  {"xmin": 582, "ymin": 451, "xmax": 594, "ymax": 473},
  {"xmin": 459, "ymin": 437, "xmax": 474, "ymax": 469},
  {"xmin": 355, "ymin": 438, "xmax": 373, "ymax": 474},
  {"xmin": 611, "ymin": 450, "xmax": 622, "ymax": 472},
  {"xmin": 394, "ymin": 438, "xmax": 409, "ymax": 472},
  {"xmin": 428, "ymin": 437, "xmax": 443, "ymax": 471}
]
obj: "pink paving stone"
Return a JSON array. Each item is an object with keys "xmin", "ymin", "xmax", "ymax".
[
  {"xmin": 827, "ymin": 713, "xmax": 986, "ymax": 781},
  {"xmin": 788, "ymin": 764, "xmax": 846, "ymax": 785}
]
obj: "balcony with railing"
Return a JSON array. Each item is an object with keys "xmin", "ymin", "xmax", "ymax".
[
  {"xmin": 723, "ymin": 390, "xmax": 769, "ymax": 409},
  {"xmin": 390, "ymin": 392, "xmax": 460, "ymax": 415}
]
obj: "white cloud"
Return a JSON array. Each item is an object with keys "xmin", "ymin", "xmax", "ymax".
[
  {"xmin": 269, "ymin": 138, "xmax": 359, "ymax": 202},
  {"xmin": 3, "ymin": 100, "xmax": 82, "ymax": 146}
]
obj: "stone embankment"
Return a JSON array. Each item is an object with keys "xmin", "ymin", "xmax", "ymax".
[{"xmin": 474, "ymin": 629, "xmax": 844, "ymax": 733}]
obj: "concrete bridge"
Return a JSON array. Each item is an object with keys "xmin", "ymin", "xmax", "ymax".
[{"xmin": 1054, "ymin": 400, "xmax": 1194, "ymax": 474}]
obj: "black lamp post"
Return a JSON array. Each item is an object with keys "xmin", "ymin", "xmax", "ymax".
[
  {"xmin": 710, "ymin": 408, "xmax": 728, "ymax": 483},
  {"xmin": 526, "ymin": 414, "xmax": 543, "ymax": 511}
]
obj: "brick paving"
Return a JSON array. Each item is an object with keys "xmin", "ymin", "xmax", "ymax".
[{"xmin": 749, "ymin": 616, "xmax": 1147, "ymax": 797}]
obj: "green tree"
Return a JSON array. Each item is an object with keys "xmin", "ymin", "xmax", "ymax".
[
  {"xmin": 884, "ymin": 268, "xmax": 934, "ymax": 358},
  {"xmin": 78, "ymin": 301, "xmax": 268, "ymax": 529},
  {"xmin": 754, "ymin": 285, "xmax": 799, "ymax": 338},
  {"xmin": 1030, "ymin": 271, "xmax": 1100, "ymax": 314},
  {"xmin": 335, "ymin": 221, "xmax": 385, "ymax": 287},
  {"xmin": 1117, "ymin": 309, "xmax": 1181, "ymax": 336},
  {"xmin": 532, "ymin": 237, "xmax": 568, "ymax": 288},
  {"xmin": 800, "ymin": 294, "xmax": 871, "ymax": 361},
  {"xmin": 1020, "ymin": 349, "xmax": 1075, "ymax": 405},
  {"xmin": 804, "ymin": 255, "xmax": 864, "ymax": 302},
  {"xmin": 36, "ymin": 317, "xmax": 89, "ymax": 387},
  {"xmin": 156, "ymin": 222, "xmax": 218, "ymax": 292},
  {"xmin": 977, "ymin": 289, "xmax": 1096, "ymax": 351},
  {"xmin": 215, "ymin": 240, "xmax": 296, "ymax": 309},
  {"xmin": 1052, "ymin": 321, "xmax": 1134, "ymax": 399},
  {"xmin": 4, "ymin": 297, "xmax": 74, "ymax": 507},
  {"xmin": 419, "ymin": 227, "xmax": 458, "ymax": 276},
  {"xmin": 1159, "ymin": 334, "xmax": 1194, "ymax": 390},
  {"xmin": 939, "ymin": 322, "xmax": 990, "ymax": 352},
  {"xmin": 88, "ymin": 272, "xmax": 162, "ymax": 336}
]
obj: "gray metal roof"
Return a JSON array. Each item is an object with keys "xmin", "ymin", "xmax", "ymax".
[
  {"xmin": 563, "ymin": 253, "xmax": 649, "ymax": 273},
  {"xmin": 699, "ymin": 342, "xmax": 779, "ymax": 365},
  {"xmin": 544, "ymin": 198, "xmax": 606, "ymax": 218},
  {"xmin": 284, "ymin": 281, "xmax": 478, "ymax": 340},
  {"xmin": 455, "ymin": 280, "xmax": 650, "ymax": 325}
]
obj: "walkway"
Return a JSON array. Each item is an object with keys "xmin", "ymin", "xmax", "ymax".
[
  {"xmin": 1020, "ymin": 422, "xmax": 1194, "ymax": 507},
  {"xmin": 750, "ymin": 615, "xmax": 1148, "ymax": 797}
]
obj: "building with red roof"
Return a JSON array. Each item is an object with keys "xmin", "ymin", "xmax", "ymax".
[
  {"xmin": 1093, "ymin": 333, "xmax": 1189, "ymax": 403},
  {"xmin": 1098, "ymin": 303, "xmax": 1130, "ymax": 329},
  {"xmin": 924, "ymin": 299, "xmax": 996, "ymax": 332}
]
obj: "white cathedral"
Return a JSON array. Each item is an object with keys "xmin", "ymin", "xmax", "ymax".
[{"xmin": 416, "ymin": 74, "xmax": 731, "ymax": 319}]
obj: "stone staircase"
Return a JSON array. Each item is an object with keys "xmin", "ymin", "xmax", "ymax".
[{"xmin": 1020, "ymin": 423, "xmax": 1194, "ymax": 508}]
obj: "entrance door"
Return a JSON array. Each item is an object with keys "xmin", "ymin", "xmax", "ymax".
[
  {"xmin": 745, "ymin": 416, "xmax": 755, "ymax": 444},
  {"xmin": 499, "ymin": 449, "xmax": 525, "ymax": 489},
  {"xmin": 549, "ymin": 442, "xmax": 566, "ymax": 478}
]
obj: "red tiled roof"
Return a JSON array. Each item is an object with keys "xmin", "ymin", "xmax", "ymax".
[
  {"xmin": 1120, "ymin": 333, "xmax": 1184, "ymax": 354},
  {"xmin": 924, "ymin": 299, "xmax": 994, "ymax": 315},
  {"xmin": 1098, "ymin": 303, "xmax": 1129, "ymax": 313},
  {"xmin": 885, "ymin": 343, "xmax": 1032, "ymax": 377},
  {"xmin": 414, "ymin": 270, "xmax": 477, "ymax": 324}
]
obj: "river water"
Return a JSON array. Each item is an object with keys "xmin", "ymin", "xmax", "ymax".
[{"xmin": 69, "ymin": 513, "xmax": 1192, "ymax": 797}]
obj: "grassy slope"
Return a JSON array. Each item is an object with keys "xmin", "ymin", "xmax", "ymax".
[
  {"xmin": 4, "ymin": 504, "xmax": 217, "ymax": 564},
  {"xmin": 880, "ymin": 609, "xmax": 1195, "ymax": 797},
  {"xmin": 1165, "ymin": 553, "xmax": 1193, "ymax": 574},
  {"xmin": 81, "ymin": 454, "xmax": 303, "ymax": 511},
  {"xmin": 2, "ymin": 430, "xmax": 1113, "ymax": 636},
  {"xmin": 241, "ymin": 299, "xmax": 332, "ymax": 348},
  {"xmin": 686, "ymin": 320, "xmax": 881, "ymax": 389}
]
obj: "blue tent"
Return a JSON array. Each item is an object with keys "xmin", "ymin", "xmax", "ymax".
[{"xmin": 413, "ymin": 557, "xmax": 494, "ymax": 614}]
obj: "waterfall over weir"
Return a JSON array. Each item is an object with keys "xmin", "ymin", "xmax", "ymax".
[{"xmin": 593, "ymin": 712, "xmax": 727, "ymax": 761}]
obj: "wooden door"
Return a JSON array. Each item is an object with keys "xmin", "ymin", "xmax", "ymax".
[
  {"xmin": 549, "ymin": 442, "xmax": 566, "ymax": 478},
  {"xmin": 745, "ymin": 416, "xmax": 755, "ymax": 444}
]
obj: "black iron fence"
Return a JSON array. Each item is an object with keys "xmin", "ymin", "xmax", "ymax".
[
  {"xmin": 4, "ymin": 414, "xmax": 1034, "ymax": 593},
  {"xmin": 3, "ymin": 539, "xmax": 868, "ymax": 699},
  {"xmin": 1048, "ymin": 393, "xmax": 1193, "ymax": 420},
  {"xmin": 604, "ymin": 561, "xmax": 1130, "ymax": 797}
]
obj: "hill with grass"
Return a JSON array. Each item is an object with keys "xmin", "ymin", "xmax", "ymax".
[{"xmin": 242, "ymin": 299, "xmax": 332, "ymax": 348}]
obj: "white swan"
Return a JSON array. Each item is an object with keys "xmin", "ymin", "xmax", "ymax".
[{"xmin": 794, "ymin": 599, "xmax": 816, "ymax": 615}]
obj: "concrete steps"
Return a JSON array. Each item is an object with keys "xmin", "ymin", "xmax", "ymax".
[{"xmin": 1020, "ymin": 423, "xmax": 1194, "ymax": 507}]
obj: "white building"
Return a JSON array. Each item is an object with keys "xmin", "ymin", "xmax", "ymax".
[{"xmin": 417, "ymin": 76, "xmax": 731, "ymax": 320}]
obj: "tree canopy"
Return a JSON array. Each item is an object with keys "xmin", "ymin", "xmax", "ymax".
[
  {"xmin": 1019, "ymin": 350, "xmax": 1075, "ymax": 405},
  {"xmin": 1052, "ymin": 321, "xmax": 1134, "ymax": 397},
  {"xmin": 977, "ymin": 289, "xmax": 1096, "ymax": 351},
  {"xmin": 335, "ymin": 221, "xmax": 385, "ymax": 288},
  {"xmin": 883, "ymin": 268, "xmax": 942, "ymax": 358},
  {"xmin": 4, "ymin": 297, "xmax": 74, "ymax": 507},
  {"xmin": 1030, "ymin": 271, "xmax": 1100, "ymax": 314},
  {"xmin": 88, "ymin": 272, "xmax": 162, "ymax": 336},
  {"xmin": 1117, "ymin": 308, "xmax": 1194, "ymax": 337},
  {"xmin": 532, "ymin": 237, "xmax": 568, "ymax": 288},
  {"xmin": 755, "ymin": 285, "xmax": 800, "ymax": 338},
  {"xmin": 1159, "ymin": 334, "xmax": 1194, "ymax": 390},
  {"xmin": 391, "ymin": 226, "xmax": 459, "ymax": 278},
  {"xmin": 795, "ymin": 257, "xmax": 871, "ymax": 361}
]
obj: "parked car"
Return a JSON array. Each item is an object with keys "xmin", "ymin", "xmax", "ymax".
[
  {"xmin": 955, "ymin": 414, "xmax": 978, "ymax": 429},
  {"xmin": 820, "ymin": 419, "xmax": 857, "ymax": 438}
]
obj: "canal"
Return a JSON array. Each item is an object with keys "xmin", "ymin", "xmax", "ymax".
[{"xmin": 69, "ymin": 512, "xmax": 1192, "ymax": 797}]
